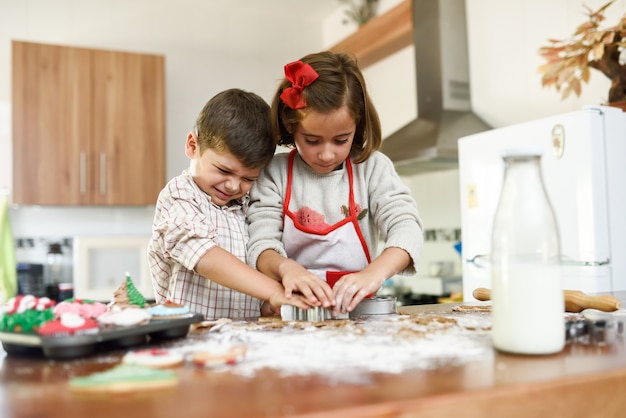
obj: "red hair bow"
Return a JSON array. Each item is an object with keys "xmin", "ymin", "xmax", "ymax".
[{"xmin": 279, "ymin": 61, "xmax": 319, "ymax": 109}]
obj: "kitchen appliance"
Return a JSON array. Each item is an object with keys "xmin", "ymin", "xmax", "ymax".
[
  {"xmin": 458, "ymin": 106, "xmax": 626, "ymax": 300},
  {"xmin": 379, "ymin": 0, "xmax": 490, "ymax": 173},
  {"xmin": 73, "ymin": 236, "xmax": 152, "ymax": 302},
  {"xmin": 44, "ymin": 242, "xmax": 72, "ymax": 301},
  {"xmin": 16, "ymin": 263, "xmax": 45, "ymax": 297}
]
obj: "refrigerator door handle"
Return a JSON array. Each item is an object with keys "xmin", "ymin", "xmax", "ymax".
[
  {"xmin": 466, "ymin": 254, "xmax": 609, "ymax": 267},
  {"xmin": 559, "ymin": 255, "xmax": 610, "ymax": 267},
  {"xmin": 466, "ymin": 254, "xmax": 491, "ymax": 268}
]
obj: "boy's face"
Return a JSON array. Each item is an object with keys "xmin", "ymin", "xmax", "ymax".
[{"xmin": 185, "ymin": 132, "xmax": 261, "ymax": 206}]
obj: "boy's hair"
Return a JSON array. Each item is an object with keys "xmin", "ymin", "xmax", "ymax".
[
  {"xmin": 196, "ymin": 89, "xmax": 275, "ymax": 169},
  {"xmin": 271, "ymin": 51, "xmax": 382, "ymax": 164}
]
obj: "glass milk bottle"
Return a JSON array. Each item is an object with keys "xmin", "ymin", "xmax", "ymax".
[{"xmin": 491, "ymin": 147, "xmax": 564, "ymax": 355}]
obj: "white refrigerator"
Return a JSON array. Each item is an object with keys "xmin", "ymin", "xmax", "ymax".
[{"xmin": 458, "ymin": 106, "xmax": 626, "ymax": 300}]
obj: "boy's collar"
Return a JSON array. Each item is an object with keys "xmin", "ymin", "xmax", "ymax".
[{"xmin": 209, "ymin": 193, "xmax": 248, "ymax": 211}]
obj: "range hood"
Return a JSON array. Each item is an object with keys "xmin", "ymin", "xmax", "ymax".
[{"xmin": 380, "ymin": 0, "xmax": 490, "ymax": 174}]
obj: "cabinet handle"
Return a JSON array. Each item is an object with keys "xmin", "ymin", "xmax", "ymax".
[
  {"xmin": 79, "ymin": 152, "xmax": 87, "ymax": 195},
  {"xmin": 99, "ymin": 153, "xmax": 107, "ymax": 195}
]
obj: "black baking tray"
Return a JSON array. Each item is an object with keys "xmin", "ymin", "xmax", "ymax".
[{"xmin": 0, "ymin": 313, "xmax": 203, "ymax": 359}]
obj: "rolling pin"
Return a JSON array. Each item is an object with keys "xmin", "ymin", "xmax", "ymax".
[{"xmin": 472, "ymin": 287, "xmax": 622, "ymax": 313}]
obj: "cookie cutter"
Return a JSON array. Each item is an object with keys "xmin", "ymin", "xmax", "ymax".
[
  {"xmin": 280, "ymin": 305, "xmax": 343, "ymax": 322},
  {"xmin": 280, "ymin": 297, "xmax": 397, "ymax": 322},
  {"xmin": 348, "ymin": 296, "xmax": 397, "ymax": 318},
  {"xmin": 565, "ymin": 309, "xmax": 625, "ymax": 346}
]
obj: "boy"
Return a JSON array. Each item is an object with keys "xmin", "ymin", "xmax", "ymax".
[{"xmin": 148, "ymin": 89, "xmax": 309, "ymax": 320}]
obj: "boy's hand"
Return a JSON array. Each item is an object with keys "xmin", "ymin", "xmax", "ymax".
[
  {"xmin": 260, "ymin": 300, "xmax": 280, "ymax": 317},
  {"xmin": 279, "ymin": 261, "xmax": 335, "ymax": 308},
  {"xmin": 268, "ymin": 291, "xmax": 310, "ymax": 311},
  {"xmin": 331, "ymin": 271, "xmax": 384, "ymax": 315}
]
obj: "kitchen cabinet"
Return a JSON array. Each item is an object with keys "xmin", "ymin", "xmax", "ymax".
[{"xmin": 11, "ymin": 41, "xmax": 165, "ymax": 206}]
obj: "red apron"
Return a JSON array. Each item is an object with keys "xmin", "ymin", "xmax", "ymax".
[{"xmin": 283, "ymin": 150, "xmax": 371, "ymax": 287}]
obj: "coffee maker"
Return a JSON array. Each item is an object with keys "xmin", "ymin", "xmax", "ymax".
[{"xmin": 16, "ymin": 263, "xmax": 45, "ymax": 297}]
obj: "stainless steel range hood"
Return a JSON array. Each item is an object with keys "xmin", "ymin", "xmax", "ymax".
[{"xmin": 380, "ymin": 0, "xmax": 490, "ymax": 174}]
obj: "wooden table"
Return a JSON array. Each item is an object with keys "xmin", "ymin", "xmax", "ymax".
[{"xmin": 1, "ymin": 293, "xmax": 625, "ymax": 418}]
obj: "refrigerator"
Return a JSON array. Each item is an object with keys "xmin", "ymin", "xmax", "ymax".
[{"xmin": 458, "ymin": 105, "xmax": 626, "ymax": 300}]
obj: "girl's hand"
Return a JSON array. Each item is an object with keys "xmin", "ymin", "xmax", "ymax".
[
  {"xmin": 279, "ymin": 261, "xmax": 335, "ymax": 308},
  {"xmin": 331, "ymin": 271, "xmax": 384, "ymax": 315}
]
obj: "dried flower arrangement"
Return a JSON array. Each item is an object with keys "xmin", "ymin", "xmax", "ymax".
[{"xmin": 538, "ymin": 0, "xmax": 626, "ymax": 103}]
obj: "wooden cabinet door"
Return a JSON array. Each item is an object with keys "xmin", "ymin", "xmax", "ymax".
[
  {"xmin": 12, "ymin": 41, "xmax": 165, "ymax": 206},
  {"xmin": 90, "ymin": 49, "xmax": 165, "ymax": 205},
  {"xmin": 12, "ymin": 41, "xmax": 92, "ymax": 205}
]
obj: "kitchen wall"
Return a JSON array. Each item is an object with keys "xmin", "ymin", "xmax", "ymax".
[{"xmin": 2, "ymin": 0, "xmax": 625, "ymax": 286}]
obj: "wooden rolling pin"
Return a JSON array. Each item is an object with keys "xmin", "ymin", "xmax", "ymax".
[{"xmin": 472, "ymin": 287, "xmax": 622, "ymax": 313}]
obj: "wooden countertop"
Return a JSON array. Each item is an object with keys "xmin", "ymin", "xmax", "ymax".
[{"xmin": 1, "ymin": 293, "xmax": 625, "ymax": 418}]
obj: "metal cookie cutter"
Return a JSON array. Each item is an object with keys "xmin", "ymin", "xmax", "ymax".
[
  {"xmin": 280, "ymin": 297, "xmax": 397, "ymax": 322},
  {"xmin": 348, "ymin": 296, "xmax": 397, "ymax": 319},
  {"xmin": 566, "ymin": 309, "xmax": 625, "ymax": 345},
  {"xmin": 280, "ymin": 305, "xmax": 346, "ymax": 321}
]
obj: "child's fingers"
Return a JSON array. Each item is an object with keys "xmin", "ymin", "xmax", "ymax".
[
  {"xmin": 288, "ymin": 294, "xmax": 311, "ymax": 310},
  {"xmin": 311, "ymin": 281, "xmax": 335, "ymax": 308},
  {"xmin": 291, "ymin": 284, "xmax": 322, "ymax": 306},
  {"xmin": 346, "ymin": 289, "xmax": 371, "ymax": 312},
  {"xmin": 332, "ymin": 282, "xmax": 362, "ymax": 315}
]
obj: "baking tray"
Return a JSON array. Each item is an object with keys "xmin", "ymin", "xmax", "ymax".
[{"xmin": 0, "ymin": 313, "xmax": 204, "ymax": 359}]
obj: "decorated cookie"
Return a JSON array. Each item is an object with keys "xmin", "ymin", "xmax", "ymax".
[
  {"xmin": 0, "ymin": 295, "xmax": 56, "ymax": 332},
  {"xmin": 191, "ymin": 345, "xmax": 247, "ymax": 368},
  {"xmin": 122, "ymin": 348, "xmax": 184, "ymax": 369},
  {"xmin": 108, "ymin": 274, "xmax": 148, "ymax": 310},
  {"xmin": 69, "ymin": 364, "xmax": 178, "ymax": 394},
  {"xmin": 97, "ymin": 308, "xmax": 152, "ymax": 327},
  {"xmin": 37, "ymin": 313, "xmax": 99, "ymax": 336},
  {"xmin": 53, "ymin": 299, "xmax": 107, "ymax": 319},
  {"xmin": 147, "ymin": 301, "xmax": 191, "ymax": 319}
]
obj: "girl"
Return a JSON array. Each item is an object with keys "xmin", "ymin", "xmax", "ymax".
[{"xmin": 247, "ymin": 51, "xmax": 423, "ymax": 315}]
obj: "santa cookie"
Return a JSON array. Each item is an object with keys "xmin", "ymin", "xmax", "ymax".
[{"xmin": 37, "ymin": 313, "xmax": 99, "ymax": 336}]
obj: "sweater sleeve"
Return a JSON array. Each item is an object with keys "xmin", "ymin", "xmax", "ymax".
[
  {"xmin": 246, "ymin": 154, "xmax": 290, "ymax": 269},
  {"xmin": 364, "ymin": 152, "xmax": 424, "ymax": 275}
]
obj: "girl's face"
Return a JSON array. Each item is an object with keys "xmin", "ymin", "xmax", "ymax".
[
  {"xmin": 293, "ymin": 106, "xmax": 356, "ymax": 175},
  {"xmin": 185, "ymin": 132, "xmax": 260, "ymax": 206}
]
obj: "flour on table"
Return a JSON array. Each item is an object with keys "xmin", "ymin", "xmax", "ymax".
[{"xmin": 167, "ymin": 311, "xmax": 494, "ymax": 383}]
